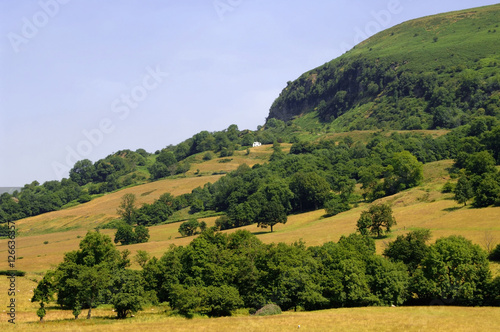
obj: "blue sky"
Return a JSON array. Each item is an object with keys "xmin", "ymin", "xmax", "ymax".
[{"xmin": 1, "ymin": 0, "xmax": 498, "ymax": 186}]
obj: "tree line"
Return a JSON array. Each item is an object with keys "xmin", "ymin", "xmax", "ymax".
[{"xmin": 32, "ymin": 229, "xmax": 500, "ymax": 320}]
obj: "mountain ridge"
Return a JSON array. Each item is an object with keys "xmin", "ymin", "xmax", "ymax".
[{"xmin": 267, "ymin": 4, "xmax": 500, "ymax": 131}]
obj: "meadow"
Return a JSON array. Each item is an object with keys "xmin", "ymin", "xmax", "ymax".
[
  {"xmin": 0, "ymin": 305, "xmax": 499, "ymax": 331},
  {"xmin": 1, "ymin": 142, "xmax": 499, "ymax": 329}
]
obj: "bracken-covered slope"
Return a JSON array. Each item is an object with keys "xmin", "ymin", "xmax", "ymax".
[{"xmin": 267, "ymin": 4, "xmax": 500, "ymax": 131}]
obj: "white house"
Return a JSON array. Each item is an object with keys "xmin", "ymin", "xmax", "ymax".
[{"xmin": 252, "ymin": 142, "xmax": 262, "ymax": 147}]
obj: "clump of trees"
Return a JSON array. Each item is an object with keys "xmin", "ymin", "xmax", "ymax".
[
  {"xmin": 452, "ymin": 150, "xmax": 500, "ymax": 207},
  {"xmin": 32, "ymin": 231, "xmax": 148, "ymax": 320},
  {"xmin": 32, "ymin": 229, "xmax": 500, "ymax": 321}
]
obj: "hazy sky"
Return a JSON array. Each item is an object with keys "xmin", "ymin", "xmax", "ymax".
[{"xmin": 1, "ymin": 0, "xmax": 498, "ymax": 186}]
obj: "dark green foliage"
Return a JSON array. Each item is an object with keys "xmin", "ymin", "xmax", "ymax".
[
  {"xmin": 473, "ymin": 172, "xmax": 500, "ymax": 207},
  {"xmin": 110, "ymin": 269, "xmax": 147, "ymax": 318},
  {"xmin": 366, "ymin": 256, "xmax": 409, "ymax": 306},
  {"xmin": 441, "ymin": 181, "xmax": 455, "ymax": 193},
  {"xmin": 383, "ymin": 229, "xmax": 431, "ymax": 273},
  {"xmin": 256, "ymin": 200, "xmax": 287, "ymax": 232},
  {"xmin": 324, "ymin": 195, "xmax": 351, "ymax": 217},
  {"xmin": 357, "ymin": 204, "xmax": 396, "ymax": 238},
  {"xmin": 0, "ymin": 270, "xmax": 26, "ymax": 276},
  {"xmin": 114, "ymin": 224, "xmax": 136, "ymax": 245},
  {"xmin": 384, "ymin": 151, "xmax": 423, "ymax": 195},
  {"xmin": 33, "ymin": 232, "xmax": 146, "ymax": 320},
  {"xmin": 204, "ymin": 285, "xmax": 244, "ymax": 316},
  {"xmin": 454, "ymin": 175, "xmax": 473, "ymax": 206},
  {"xmin": 203, "ymin": 151, "xmax": 215, "ymax": 161},
  {"xmin": 415, "ymin": 236, "xmax": 492, "ymax": 305},
  {"xmin": 134, "ymin": 225, "xmax": 150, "ymax": 243},
  {"xmin": 136, "ymin": 194, "xmax": 175, "ymax": 226},
  {"xmin": 114, "ymin": 224, "xmax": 150, "ymax": 245},
  {"xmin": 178, "ymin": 218, "xmax": 203, "ymax": 237},
  {"xmin": 489, "ymin": 244, "xmax": 500, "ymax": 261},
  {"xmin": 289, "ymin": 172, "xmax": 331, "ymax": 212},
  {"xmin": 36, "ymin": 302, "xmax": 46, "ymax": 322}
]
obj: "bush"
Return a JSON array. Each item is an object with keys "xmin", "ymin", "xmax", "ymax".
[
  {"xmin": 203, "ymin": 152, "xmax": 214, "ymax": 161},
  {"xmin": 254, "ymin": 303, "xmax": 282, "ymax": 316},
  {"xmin": 77, "ymin": 193, "xmax": 92, "ymax": 203},
  {"xmin": 324, "ymin": 196, "xmax": 350, "ymax": 216},
  {"xmin": 441, "ymin": 181, "xmax": 455, "ymax": 193}
]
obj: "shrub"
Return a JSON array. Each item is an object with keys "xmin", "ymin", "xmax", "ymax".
[
  {"xmin": 77, "ymin": 193, "xmax": 92, "ymax": 203},
  {"xmin": 254, "ymin": 303, "xmax": 282, "ymax": 316},
  {"xmin": 441, "ymin": 181, "xmax": 455, "ymax": 193},
  {"xmin": 203, "ymin": 152, "xmax": 214, "ymax": 161}
]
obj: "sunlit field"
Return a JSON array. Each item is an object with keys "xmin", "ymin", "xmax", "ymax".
[
  {"xmin": 1, "ymin": 145, "xmax": 499, "ymax": 331},
  {"xmin": 0, "ymin": 305, "xmax": 499, "ymax": 331}
]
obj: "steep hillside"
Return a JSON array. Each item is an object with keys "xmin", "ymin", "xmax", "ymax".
[{"xmin": 268, "ymin": 4, "xmax": 500, "ymax": 131}]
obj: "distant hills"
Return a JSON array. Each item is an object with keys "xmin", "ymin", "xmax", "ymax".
[
  {"xmin": 0, "ymin": 187, "xmax": 21, "ymax": 195},
  {"xmin": 267, "ymin": 4, "xmax": 500, "ymax": 132}
]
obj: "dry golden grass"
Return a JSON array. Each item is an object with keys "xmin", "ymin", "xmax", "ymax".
[
  {"xmin": 184, "ymin": 144, "xmax": 290, "ymax": 177},
  {"xmin": 15, "ymin": 175, "xmax": 225, "ymax": 235},
  {"xmin": 2, "ymin": 159, "xmax": 499, "ymax": 274},
  {"xmin": 1, "ymin": 158, "xmax": 500, "ymax": 330},
  {"xmin": 0, "ymin": 305, "xmax": 498, "ymax": 331}
]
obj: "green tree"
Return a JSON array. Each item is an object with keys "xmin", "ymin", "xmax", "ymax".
[
  {"xmin": 33, "ymin": 232, "xmax": 128, "ymax": 319},
  {"xmin": 148, "ymin": 162, "xmax": 170, "ymax": 180},
  {"xmin": 156, "ymin": 150, "xmax": 177, "ymax": 167},
  {"xmin": 383, "ymin": 229, "xmax": 431, "ymax": 273},
  {"xmin": 385, "ymin": 151, "xmax": 423, "ymax": 194},
  {"xmin": 465, "ymin": 151, "xmax": 496, "ymax": 176},
  {"xmin": 69, "ymin": 159, "xmax": 96, "ymax": 186},
  {"xmin": 204, "ymin": 285, "xmax": 244, "ymax": 317},
  {"xmin": 366, "ymin": 256, "xmax": 409, "ymax": 306},
  {"xmin": 356, "ymin": 204, "xmax": 396, "ymax": 238},
  {"xmin": 179, "ymin": 219, "xmax": 200, "ymax": 237},
  {"xmin": 117, "ymin": 193, "xmax": 137, "ymax": 225},
  {"xmin": 417, "ymin": 236, "xmax": 492, "ymax": 305},
  {"xmin": 256, "ymin": 199, "xmax": 287, "ymax": 232},
  {"xmin": 114, "ymin": 223, "xmax": 137, "ymax": 245},
  {"xmin": 290, "ymin": 172, "xmax": 331, "ymax": 211},
  {"xmin": 110, "ymin": 269, "xmax": 147, "ymax": 318},
  {"xmin": 473, "ymin": 172, "xmax": 500, "ymax": 207},
  {"xmin": 135, "ymin": 250, "xmax": 150, "ymax": 268},
  {"xmin": 324, "ymin": 195, "xmax": 350, "ymax": 217},
  {"xmin": 454, "ymin": 175, "xmax": 473, "ymax": 206},
  {"xmin": 134, "ymin": 225, "xmax": 150, "ymax": 243},
  {"xmin": 32, "ymin": 271, "xmax": 55, "ymax": 322}
]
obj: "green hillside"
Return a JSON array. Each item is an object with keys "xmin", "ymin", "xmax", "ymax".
[
  {"xmin": 268, "ymin": 4, "xmax": 500, "ymax": 131},
  {"xmin": 1, "ymin": 4, "xmax": 500, "ymax": 326}
]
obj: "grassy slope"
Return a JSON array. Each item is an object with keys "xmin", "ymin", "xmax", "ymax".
[
  {"xmin": 1, "ymin": 141, "xmax": 499, "ymax": 274},
  {"xmin": 269, "ymin": 3, "xmax": 500, "ymax": 129},
  {"xmin": 1, "ymin": 305, "xmax": 499, "ymax": 331},
  {"xmin": 0, "ymin": 138, "xmax": 499, "ymax": 327}
]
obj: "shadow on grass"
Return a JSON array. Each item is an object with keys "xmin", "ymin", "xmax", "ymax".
[
  {"xmin": 251, "ymin": 231, "xmax": 272, "ymax": 236},
  {"xmin": 443, "ymin": 206, "xmax": 463, "ymax": 212}
]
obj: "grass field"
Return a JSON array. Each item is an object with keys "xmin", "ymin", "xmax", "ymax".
[
  {"xmin": 0, "ymin": 305, "xmax": 499, "ymax": 331},
  {"xmin": 1, "ymin": 142, "xmax": 499, "ymax": 329}
]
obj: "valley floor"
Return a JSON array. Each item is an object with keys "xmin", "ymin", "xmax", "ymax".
[{"xmin": 1, "ymin": 306, "xmax": 499, "ymax": 331}]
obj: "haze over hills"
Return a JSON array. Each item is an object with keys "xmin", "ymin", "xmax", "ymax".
[
  {"xmin": 0, "ymin": 187, "xmax": 21, "ymax": 195},
  {"xmin": 268, "ymin": 4, "xmax": 500, "ymax": 131}
]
